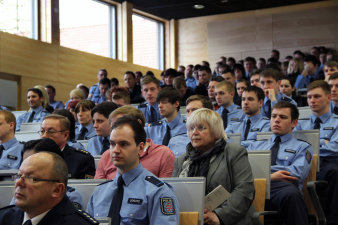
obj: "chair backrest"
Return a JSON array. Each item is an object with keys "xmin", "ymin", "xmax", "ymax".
[
  {"xmin": 302, "ymin": 154, "xmax": 318, "ymax": 217},
  {"xmin": 253, "ymin": 178, "xmax": 266, "ymax": 225},
  {"xmin": 12, "ymin": 111, "xmax": 27, "ymax": 119},
  {"xmin": 20, "ymin": 123, "xmax": 41, "ymax": 132},
  {"xmin": 298, "ymin": 107, "xmax": 312, "ymax": 119},
  {"xmin": 15, "ymin": 131, "xmax": 40, "ymax": 142},
  {"xmin": 77, "ymin": 140, "xmax": 89, "ymax": 150},
  {"xmin": 179, "ymin": 106, "xmax": 187, "ymax": 115},
  {"xmin": 247, "ymin": 150, "xmax": 271, "ymax": 199},
  {"xmin": 94, "ymin": 156, "xmax": 101, "ymax": 169},
  {"xmin": 256, "ymin": 130, "xmax": 320, "ymax": 171},
  {"xmin": 0, "ymin": 181, "xmax": 15, "ymax": 208},
  {"xmin": 180, "ymin": 212, "xmax": 199, "ymax": 225},
  {"xmin": 227, "ymin": 133, "xmax": 241, "ymax": 145}
]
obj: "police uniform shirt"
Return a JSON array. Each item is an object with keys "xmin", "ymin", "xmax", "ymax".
[
  {"xmin": 330, "ymin": 101, "xmax": 338, "ymax": 115},
  {"xmin": 226, "ymin": 113, "xmax": 270, "ymax": 147},
  {"xmin": 215, "ymin": 103, "xmax": 245, "ymax": 126},
  {"xmin": 145, "ymin": 113, "xmax": 187, "ymax": 146},
  {"xmin": 67, "ymin": 141, "xmax": 85, "ymax": 151},
  {"xmin": 87, "ymin": 163, "xmax": 179, "ymax": 224},
  {"xmin": 62, "ymin": 144, "xmax": 96, "ymax": 179},
  {"xmin": 90, "ymin": 95, "xmax": 106, "ymax": 105},
  {"xmin": 138, "ymin": 103, "xmax": 162, "ymax": 124},
  {"xmin": 168, "ymin": 133, "xmax": 190, "ymax": 158},
  {"xmin": 16, "ymin": 106, "xmax": 50, "ymax": 131},
  {"xmin": 87, "ymin": 136, "xmax": 109, "ymax": 156},
  {"xmin": 247, "ymin": 133, "xmax": 313, "ymax": 189},
  {"xmin": 295, "ymin": 111, "xmax": 338, "ymax": 157},
  {"xmin": 261, "ymin": 92, "xmax": 297, "ymax": 118},
  {"xmin": 0, "ymin": 106, "xmax": 8, "ymax": 111},
  {"xmin": 0, "ymin": 137, "xmax": 23, "ymax": 170},
  {"xmin": 89, "ymin": 83, "xmax": 100, "ymax": 99},
  {"xmin": 75, "ymin": 123, "xmax": 96, "ymax": 140},
  {"xmin": 185, "ymin": 76, "xmax": 197, "ymax": 90},
  {"xmin": 49, "ymin": 100, "xmax": 64, "ymax": 110}
]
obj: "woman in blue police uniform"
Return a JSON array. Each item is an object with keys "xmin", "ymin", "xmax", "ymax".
[{"xmin": 87, "ymin": 116, "xmax": 179, "ymax": 224}]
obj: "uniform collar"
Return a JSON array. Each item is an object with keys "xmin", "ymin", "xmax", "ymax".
[
  {"xmin": 221, "ymin": 103, "xmax": 236, "ymax": 111},
  {"xmin": 116, "ymin": 163, "xmax": 143, "ymax": 186},
  {"xmin": 147, "ymin": 102, "xmax": 158, "ymax": 109},
  {"xmin": 245, "ymin": 113, "xmax": 263, "ymax": 124},
  {"xmin": 311, "ymin": 110, "xmax": 331, "ymax": 124},
  {"xmin": 164, "ymin": 112, "xmax": 182, "ymax": 129},
  {"xmin": 23, "ymin": 210, "xmax": 50, "ymax": 225},
  {"xmin": 272, "ymin": 133, "xmax": 292, "ymax": 143},
  {"xmin": 79, "ymin": 123, "xmax": 94, "ymax": 130},
  {"xmin": 1, "ymin": 137, "xmax": 18, "ymax": 150},
  {"xmin": 31, "ymin": 106, "xmax": 44, "ymax": 113}
]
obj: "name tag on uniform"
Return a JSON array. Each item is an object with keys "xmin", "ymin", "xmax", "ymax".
[
  {"xmin": 128, "ymin": 198, "xmax": 143, "ymax": 205},
  {"xmin": 323, "ymin": 127, "xmax": 333, "ymax": 130},
  {"xmin": 231, "ymin": 118, "xmax": 239, "ymax": 121},
  {"xmin": 284, "ymin": 149, "xmax": 296, "ymax": 154},
  {"xmin": 251, "ymin": 128, "xmax": 259, "ymax": 132},
  {"xmin": 7, "ymin": 155, "xmax": 18, "ymax": 160}
]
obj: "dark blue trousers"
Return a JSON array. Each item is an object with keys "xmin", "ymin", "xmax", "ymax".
[
  {"xmin": 266, "ymin": 180, "xmax": 308, "ymax": 225},
  {"xmin": 318, "ymin": 157, "xmax": 338, "ymax": 225}
]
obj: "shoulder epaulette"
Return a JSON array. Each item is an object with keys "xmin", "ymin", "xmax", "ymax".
[
  {"xmin": 138, "ymin": 103, "xmax": 147, "ymax": 108},
  {"xmin": 67, "ymin": 186, "xmax": 75, "ymax": 192},
  {"xmin": 183, "ymin": 119, "xmax": 187, "ymax": 123},
  {"xmin": 145, "ymin": 176, "xmax": 164, "ymax": 187},
  {"xmin": 0, "ymin": 205, "xmax": 15, "ymax": 211},
  {"xmin": 71, "ymin": 140, "xmax": 77, "ymax": 143},
  {"xmin": 256, "ymin": 139, "xmax": 268, "ymax": 142},
  {"xmin": 281, "ymin": 96, "xmax": 292, "ymax": 102},
  {"xmin": 296, "ymin": 138, "xmax": 311, "ymax": 146},
  {"xmin": 150, "ymin": 121, "xmax": 162, "ymax": 127},
  {"xmin": 19, "ymin": 141, "xmax": 26, "ymax": 144},
  {"xmin": 98, "ymin": 179, "xmax": 114, "ymax": 186},
  {"xmin": 299, "ymin": 118, "xmax": 310, "ymax": 120},
  {"xmin": 262, "ymin": 117, "xmax": 270, "ymax": 120},
  {"xmin": 76, "ymin": 208, "xmax": 99, "ymax": 224},
  {"xmin": 334, "ymin": 116, "xmax": 338, "ymax": 119},
  {"xmin": 74, "ymin": 149, "xmax": 91, "ymax": 156},
  {"xmin": 237, "ymin": 106, "xmax": 241, "ymax": 109}
]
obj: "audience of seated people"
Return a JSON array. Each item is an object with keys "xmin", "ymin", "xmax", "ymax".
[{"xmin": 2, "ymin": 46, "xmax": 338, "ymax": 225}]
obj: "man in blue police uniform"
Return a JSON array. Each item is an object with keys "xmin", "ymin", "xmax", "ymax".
[
  {"xmin": 184, "ymin": 64, "xmax": 197, "ymax": 90},
  {"xmin": 0, "ymin": 110, "xmax": 23, "ymax": 170},
  {"xmin": 40, "ymin": 114, "xmax": 96, "ymax": 179},
  {"xmin": 16, "ymin": 88, "xmax": 50, "ymax": 131},
  {"xmin": 145, "ymin": 87, "xmax": 187, "ymax": 146},
  {"xmin": 75, "ymin": 100, "xmax": 96, "ymax": 140},
  {"xmin": 215, "ymin": 81, "xmax": 245, "ymax": 129},
  {"xmin": 90, "ymin": 78, "xmax": 110, "ymax": 104},
  {"xmin": 247, "ymin": 101, "xmax": 312, "ymax": 225},
  {"xmin": 294, "ymin": 55, "xmax": 322, "ymax": 89},
  {"xmin": 328, "ymin": 73, "xmax": 338, "ymax": 115},
  {"xmin": 87, "ymin": 102, "xmax": 118, "ymax": 155},
  {"xmin": 168, "ymin": 95, "xmax": 213, "ymax": 157},
  {"xmin": 295, "ymin": 80, "xmax": 338, "ymax": 224},
  {"xmin": 138, "ymin": 76, "xmax": 162, "ymax": 124},
  {"xmin": 259, "ymin": 68, "xmax": 297, "ymax": 118},
  {"xmin": 226, "ymin": 86, "xmax": 270, "ymax": 147},
  {"xmin": 88, "ymin": 68, "xmax": 108, "ymax": 100},
  {"xmin": 45, "ymin": 85, "xmax": 64, "ymax": 110},
  {"xmin": 0, "ymin": 152, "xmax": 98, "ymax": 225},
  {"xmin": 87, "ymin": 116, "xmax": 179, "ymax": 224}
]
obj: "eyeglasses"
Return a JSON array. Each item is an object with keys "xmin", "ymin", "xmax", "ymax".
[
  {"xmin": 13, "ymin": 174, "xmax": 60, "ymax": 184},
  {"xmin": 188, "ymin": 125, "xmax": 208, "ymax": 133},
  {"xmin": 38, "ymin": 129, "xmax": 65, "ymax": 136}
]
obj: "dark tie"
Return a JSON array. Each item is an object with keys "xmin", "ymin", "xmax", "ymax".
[
  {"xmin": 27, "ymin": 111, "xmax": 35, "ymax": 122},
  {"xmin": 162, "ymin": 125, "xmax": 171, "ymax": 146},
  {"xmin": 23, "ymin": 220, "xmax": 32, "ymax": 225},
  {"xmin": 150, "ymin": 106, "xmax": 156, "ymax": 123},
  {"xmin": 314, "ymin": 117, "xmax": 322, "ymax": 129},
  {"xmin": 243, "ymin": 119, "xmax": 251, "ymax": 140},
  {"xmin": 270, "ymin": 136, "xmax": 281, "ymax": 166},
  {"xmin": 0, "ymin": 145, "xmax": 4, "ymax": 159},
  {"xmin": 77, "ymin": 127, "xmax": 87, "ymax": 140},
  {"xmin": 222, "ymin": 108, "xmax": 229, "ymax": 129},
  {"xmin": 108, "ymin": 176, "xmax": 124, "ymax": 223},
  {"xmin": 101, "ymin": 137, "xmax": 110, "ymax": 154},
  {"xmin": 266, "ymin": 100, "xmax": 271, "ymax": 118},
  {"xmin": 334, "ymin": 106, "xmax": 338, "ymax": 115}
]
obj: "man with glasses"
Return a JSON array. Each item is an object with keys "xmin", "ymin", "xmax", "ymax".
[
  {"xmin": 0, "ymin": 152, "xmax": 98, "ymax": 224},
  {"xmin": 40, "ymin": 114, "xmax": 95, "ymax": 179}
]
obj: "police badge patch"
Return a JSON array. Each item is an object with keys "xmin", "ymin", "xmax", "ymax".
[
  {"xmin": 160, "ymin": 197, "xmax": 175, "ymax": 215},
  {"xmin": 305, "ymin": 150, "xmax": 312, "ymax": 164}
]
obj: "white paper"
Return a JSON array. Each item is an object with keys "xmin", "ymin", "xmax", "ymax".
[{"xmin": 204, "ymin": 185, "xmax": 231, "ymax": 211}]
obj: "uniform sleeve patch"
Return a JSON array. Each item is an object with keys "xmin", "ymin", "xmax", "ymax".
[
  {"xmin": 160, "ymin": 197, "xmax": 176, "ymax": 215},
  {"xmin": 145, "ymin": 176, "xmax": 164, "ymax": 187},
  {"xmin": 305, "ymin": 150, "xmax": 312, "ymax": 164}
]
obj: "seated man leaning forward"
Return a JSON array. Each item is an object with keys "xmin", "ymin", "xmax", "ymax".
[
  {"xmin": 87, "ymin": 116, "xmax": 179, "ymax": 224},
  {"xmin": 0, "ymin": 152, "xmax": 98, "ymax": 225}
]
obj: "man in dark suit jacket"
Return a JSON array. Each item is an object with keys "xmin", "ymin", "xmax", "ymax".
[
  {"xmin": 0, "ymin": 152, "xmax": 97, "ymax": 225},
  {"xmin": 40, "ymin": 114, "xmax": 95, "ymax": 179}
]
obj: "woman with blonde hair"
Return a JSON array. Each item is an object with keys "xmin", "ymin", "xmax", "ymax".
[
  {"xmin": 34, "ymin": 85, "xmax": 54, "ymax": 113},
  {"xmin": 173, "ymin": 108, "xmax": 255, "ymax": 225}
]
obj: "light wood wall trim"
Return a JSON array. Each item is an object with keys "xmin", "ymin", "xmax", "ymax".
[
  {"xmin": 169, "ymin": 19, "xmax": 178, "ymax": 69},
  {"xmin": 51, "ymin": 0, "xmax": 60, "ymax": 45},
  {"xmin": 40, "ymin": 0, "xmax": 52, "ymax": 43},
  {"xmin": 121, "ymin": 1, "xmax": 133, "ymax": 63}
]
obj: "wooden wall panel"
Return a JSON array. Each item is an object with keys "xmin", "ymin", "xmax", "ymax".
[
  {"xmin": 0, "ymin": 32, "xmax": 161, "ymax": 110},
  {"xmin": 177, "ymin": 1, "xmax": 338, "ymax": 67}
]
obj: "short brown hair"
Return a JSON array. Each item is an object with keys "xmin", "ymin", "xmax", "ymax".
[
  {"xmin": 186, "ymin": 95, "xmax": 213, "ymax": 110},
  {"xmin": 215, "ymin": 81, "xmax": 235, "ymax": 93},
  {"xmin": 75, "ymin": 100, "xmax": 95, "ymax": 114},
  {"xmin": 141, "ymin": 75, "xmax": 160, "ymax": 88},
  {"xmin": 112, "ymin": 92, "xmax": 131, "ymax": 105},
  {"xmin": 307, "ymin": 80, "xmax": 331, "ymax": 95},
  {"xmin": 109, "ymin": 106, "xmax": 145, "ymax": 127},
  {"xmin": 43, "ymin": 114, "xmax": 70, "ymax": 132},
  {"xmin": 260, "ymin": 68, "xmax": 282, "ymax": 81},
  {"xmin": 0, "ymin": 110, "xmax": 16, "ymax": 133},
  {"xmin": 173, "ymin": 77, "xmax": 187, "ymax": 89},
  {"xmin": 272, "ymin": 101, "xmax": 299, "ymax": 121}
]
